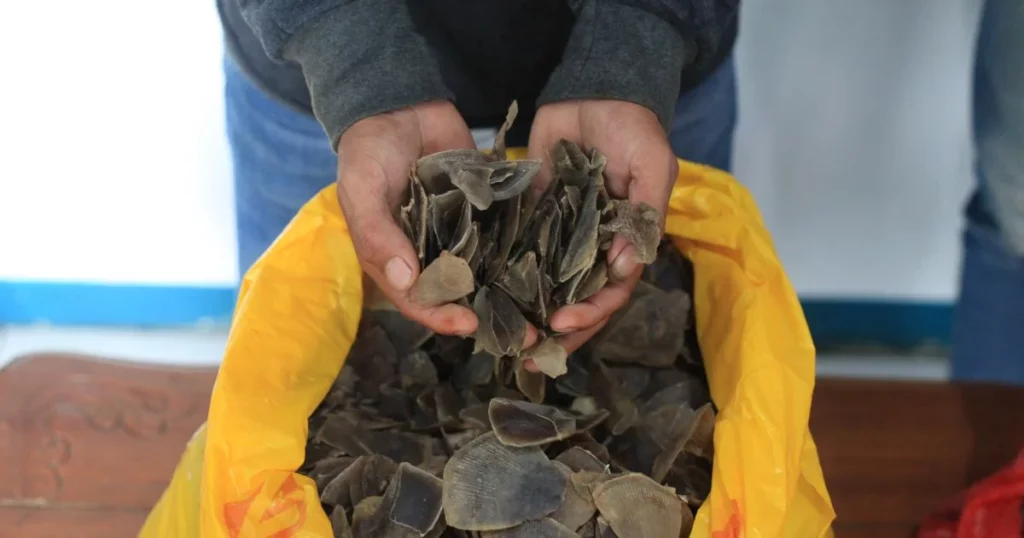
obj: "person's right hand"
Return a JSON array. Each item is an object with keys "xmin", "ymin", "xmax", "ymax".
[{"xmin": 336, "ymin": 101, "xmax": 480, "ymax": 337}]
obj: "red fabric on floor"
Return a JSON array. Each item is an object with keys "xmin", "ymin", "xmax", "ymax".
[{"xmin": 918, "ymin": 445, "xmax": 1024, "ymax": 538}]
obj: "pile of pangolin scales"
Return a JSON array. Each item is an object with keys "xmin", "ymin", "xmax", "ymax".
[{"xmin": 299, "ymin": 104, "xmax": 716, "ymax": 538}]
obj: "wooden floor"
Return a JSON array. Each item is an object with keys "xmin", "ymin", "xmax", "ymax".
[
  {"xmin": 812, "ymin": 379, "xmax": 1024, "ymax": 537},
  {"xmin": 1, "ymin": 353, "xmax": 1022, "ymax": 537}
]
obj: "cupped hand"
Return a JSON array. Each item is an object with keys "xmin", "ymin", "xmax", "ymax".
[
  {"xmin": 526, "ymin": 99, "xmax": 678, "ymax": 355},
  {"xmin": 336, "ymin": 101, "xmax": 483, "ymax": 337}
]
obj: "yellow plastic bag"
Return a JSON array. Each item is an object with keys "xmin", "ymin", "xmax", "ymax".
[{"xmin": 141, "ymin": 152, "xmax": 835, "ymax": 538}]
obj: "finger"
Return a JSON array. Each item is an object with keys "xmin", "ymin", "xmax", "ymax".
[
  {"xmin": 359, "ymin": 278, "xmax": 471, "ymax": 337},
  {"xmin": 555, "ymin": 316, "xmax": 611, "ymax": 355},
  {"xmin": 338, "ymin": 163, "xmax": 478, "ymax": 335},
  {"xmin": 392, "ymin": 301, "xmax": 478, "ymax": 336},
  {"xmin": 548, "ymin": 265, "xmax": 641, "ymax": 333}
]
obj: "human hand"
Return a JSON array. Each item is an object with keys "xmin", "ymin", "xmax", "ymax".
[
  {"xmin": 336, "ymin": 101, "xmax": 484, "ymax": 337},
  {"xmin": 526, "ymin": 100, "xmax": 677, "ymax": 355}
]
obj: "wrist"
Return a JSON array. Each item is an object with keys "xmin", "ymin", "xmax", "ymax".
[
  {"xmin": 536, "ymin": 3, "xmax": 688, "ymax": 130},
  {"xmin": 284, "ymin": 3, "xmax": 453, "ymax": 152}
]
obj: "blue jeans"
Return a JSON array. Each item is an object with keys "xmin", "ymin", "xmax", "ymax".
[
  {"xmin": 951, "ymin": 0, "xmax": 1024, "ymax": 383},
  {"xmin": 224, "ymin": 54, "xmax": 738, "ymax": 274}
]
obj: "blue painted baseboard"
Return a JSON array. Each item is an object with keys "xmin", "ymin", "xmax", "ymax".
[
  {"xmin": 0, "ymin": 280, "xmax": 953, "ymax": 351},
  {"xmin": 800, "ymin": 300, "xmax": 952, "ymax": 350},
  {"xmin": 0, "ymin": 281, "xmax": 236, "ymax": 327}
]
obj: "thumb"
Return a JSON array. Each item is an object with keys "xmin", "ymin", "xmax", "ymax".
[
  {"xmin": 526, "ymin": 105, "xmax": 581, "ymax": 197},
  {"xmin": 338, "ymin": 154, "xmax": 479, "ymax": 336},
  {"xmin": 526, "ymin": 130, "xmax": 558, "ymax": 196},
  {"xmin": 625, "ymin": 141, "xmax": 677, "ymax": 222},
  {"xmin": 413, "ymin": 101, "xmax": 478, "ymax": 154},
  {"xmin": 608, "ymin": 142, "xmax": 677, "ymax": 281},
  {"xmin": 336, "ymin": 167, "xmax": 420, "ymax": 294},
  {"xmin": 359, "ymin": 211, "xmax": 419, "ymax": 294}
]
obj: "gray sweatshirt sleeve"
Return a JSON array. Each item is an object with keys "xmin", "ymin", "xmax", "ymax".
[
  {"xmin": 537, "ymin": 0, "xmax": 739, "ymax": 131},
  {"xmin": 237, "ymin": 0, "xmax": 452, "ymax": 151}
]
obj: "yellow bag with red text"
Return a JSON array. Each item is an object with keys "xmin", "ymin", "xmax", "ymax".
[{"xmin": 140, "ymin": 150, "xmax": 836, "ymax": 538}]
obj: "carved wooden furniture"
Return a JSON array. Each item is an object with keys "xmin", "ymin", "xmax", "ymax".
[
  {"xmin": 0, "ymin": 353, "xmax": 215, "ymax": 536},
  {"xmin": 1, "ymin": 353, "xmax": 1022, "ymax": 537}
]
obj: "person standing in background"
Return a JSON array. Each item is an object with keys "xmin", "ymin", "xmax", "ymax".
[
  {"xmin": 951, "ymin": 0, "xmax": 1024, "ymax": 383},
  {"xmin": 218, "ymin": 0, "xmax": 739, "ymax": 355}
]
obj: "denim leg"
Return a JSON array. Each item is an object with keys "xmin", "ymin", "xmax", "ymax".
[
  {"xmin": 951, "ymin": 0, "xmax": 1024, "ymax": 383},
  {"xmin": 668, "ymin": 55, "xmax": 738, "ymax": 173},
  {"xmin": 223, "ymin": 55, "xmax": 338, "ymax": 276}
]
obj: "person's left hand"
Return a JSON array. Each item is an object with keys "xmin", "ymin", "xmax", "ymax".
[{"xmin": 526, "ymin": 99, "xmax": 678, "ymax": 357}]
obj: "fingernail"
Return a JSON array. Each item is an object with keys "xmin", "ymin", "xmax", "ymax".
[
  {"xmin": 454, "ymin": 315, "xmax": 477, "ymax": 335},
  {"xmin": 611, "ymin": 247, "xmax": 637, "ymax": 281},
  {"xmin": 551, "ymin": 321, "xmax": 577, "ymax": 333},
  {"xmin": 384, "ymin": 257, "xmax": 413, "ymax": 290}
]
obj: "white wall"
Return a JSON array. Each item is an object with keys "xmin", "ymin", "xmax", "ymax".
[
  {"xmin": 0, "ymin": 1, "xmax": 237, "ymax": 286},
  {"xmin": 0, "ymin": 0, "xmax": 980, "ymax": 300},
  {"xmin": 734, "ymin": 0, "xmax": 980, "ymax": 301}
]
